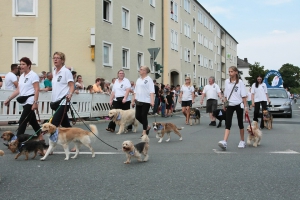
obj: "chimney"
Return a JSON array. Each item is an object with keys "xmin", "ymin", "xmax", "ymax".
[{"xmin": 244, "ymin": 58, "xmax": 248, "ymax": 63}]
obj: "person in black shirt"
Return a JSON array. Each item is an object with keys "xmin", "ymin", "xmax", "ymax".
[
  {"xmin": 165, "ymin": 90, "xmax": 174, "ymax": 117},
  {"xmin": 152, "ymin": 80, "xmax": 160, "ymax": 115}
]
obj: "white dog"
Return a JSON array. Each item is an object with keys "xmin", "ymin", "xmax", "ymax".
[
  {"xmin": 246, "ymin": 121, "xmax": 262, "ymax": 147},
  {"xmin": 108, "ymin": 109, "xmax": 138, "ymax": 134}
]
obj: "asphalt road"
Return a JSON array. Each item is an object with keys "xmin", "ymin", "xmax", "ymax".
[{"xmin": 1, "ymin": 103, "xmax": 300, "ymax": 200}]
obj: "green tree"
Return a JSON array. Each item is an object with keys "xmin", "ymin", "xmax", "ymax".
[
  {"xmin": 278, "ymin": 63, "xmax": 300, "ymax": 89},
  {"xmin": 245, "ymin": 62, "xmax": 267, "ymax": 86}
]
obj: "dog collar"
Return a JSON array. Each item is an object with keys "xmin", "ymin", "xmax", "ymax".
[
  {"xmin": 49, "ymin": 129, "xmax": 59, "ymax": 143},
  {"xmin": 11, "ymin": 135, "xmax": 17, "ymax": 142},
  {"xmin": 129, "ymin": 150, "xmax": 135, "ymax": 156}
]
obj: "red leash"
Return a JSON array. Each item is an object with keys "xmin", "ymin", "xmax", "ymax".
[{"xmin": 245, "ymin": 113, "xmax": 254, "ymax": 136}]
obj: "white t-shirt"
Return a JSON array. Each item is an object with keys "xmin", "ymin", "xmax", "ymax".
[
  {"xmin": 203, "ymin": 83, "xmax": 221, "ymax": 100},
  {"xmin": 112, "ymin": 77, "xmax": 131, "ymax": 101},
  {"xmin": 180, "ymin": 85, "xmax": 195, "ymax": 101},
  {"xmin": 18, "ymin": 70, "xmax": 39, "ymax": 105},
  {"xmin": 134, "ymin": 76, "xmax": 155, "ymax": 103},
  {"xmin": 224, "ymin": 79, "xmax": 246, "ymax": 106},
  {"xmin": 4, "ymin": 72, "xmax": 18, "ymax": 90},
  {"xmin": 251, "ymin": 83, "xmax": 267, "ymax": 102},
  {"xmin": 52, "ymin": 66, "xmax": 74, "ymax": 104}
]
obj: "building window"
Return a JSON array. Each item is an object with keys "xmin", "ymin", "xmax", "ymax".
[
  {"xmin": 193, "ymin": 41, "xmax": 196, "ymax": 55},
  {"xmin": 171, "ymin": 30, "xmax": 178, "ymax": 51},
  {"xmin": 14, "ymin": 0, "xmax": 37, "ymax": 16},
  {"xmin": 184, "ymin": 23, "xmax": 191, "ymax": 38},
  {"xmin": 122, "ymin": 48, "xmax": 130, "ymax": 69},
  {"xmin": 193, "ymin": 64, "xmax": 196, "ymax": 78},
  {"xmin": 198, "ymin": 10, "xmax": 202, "ymax": 23},
  {"xmin": 170, "ymin": 1, "xmax": 178, "ymax": 22},
  {"xmin": 137, "ymin": 16, "xmax": 143, "ymax": 35},
  {"xmin": 13, "ymin": 37, "xmax": 38, "ymax": 65},
  {"xmin": 150, "ymin": 0, "xmax": 155, "ymax": 7},
  {"xmin": 103, "ymin": 0, "xmax": 112, "ymax": 22},
  {"xmin": 137, "ymin": 52, "xmax": 144, "ymax": 70},
  {"xmin": 193, "ymin": 18, "xmax": 196, "ymax": 32},
  {"xmin": 184, "ymin": 0, "xmax": 190, "ymax": 13},
  {"xmin": 103, "ymin": 42, "xmax": 112, "ymax": 66},
  {"xmin": 187, "ymin": 50, "xmax": 191, "ymax": 62},
  {"xmin": 150, "ymin": 22, "xmax": 155, "ymax": 40},
  {"xmin": 122, "ymin": 8, "xmax": 130, "ymax": 30}
]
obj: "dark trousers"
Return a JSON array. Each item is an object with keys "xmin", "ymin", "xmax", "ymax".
[
  {"xmin": 135, "ymin": 103, "xmax": 151, "ymax": 130},
  {"xmin": 225, "ymin": 104, "xmax": 244, "ymax": 130},
  {"xmin": 152, "ymin": 97, "xmax": 160, "ymax": 114},
  {"xmin": 51, "ymin": 105, "xmax": 72, "ymax": 128},
  {"xmin": 108, "ymin": 100, "xmax": 132, "ymax": 130},
  {"xmin": 17, "ymin": 104, "xmax": 41, "ymax": 136},
  {"xmin": 253, "ymin": 101, "xmax": 267, "ymax": 128}
]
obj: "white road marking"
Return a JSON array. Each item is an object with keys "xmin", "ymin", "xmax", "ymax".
[
  {"xmin": 213, "ymin": 149, "xmax": 237, "ymax": 154},
  {"xmin": 268, "ymin": 149, "xmax": 300, "ymax": 154},
  {"xmin": 53, "ymin": 151, "xmax": 123, "ymax": 155}
]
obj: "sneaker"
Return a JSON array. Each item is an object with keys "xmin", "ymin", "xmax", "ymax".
[
  {"xmin": 218, "ymin": 140, "xmax": 227, "ymax": 150},
  {"xmin": 155, "ymin": 113, "xmax": 158, "ymax": 116},
  {"xmin": 238, "ymin": 141, "xmax": 246, "ymax": 148},
  {"xmin": 209, "ymin": 121, "xmax": 216, "ymax": 126}
]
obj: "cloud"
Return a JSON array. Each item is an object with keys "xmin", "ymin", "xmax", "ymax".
[
  {"xmin": 203, "ymin": 5, "xmax": 234, "ymax": 19},
  {"xmin": 264, "ymin": 0, "xmax": 292, "ymax": 5},
  {"xmin": 238, "ymin": 30, "xmax": 300, "ymax": 70},
  {"xmin": 270, "ymin": 30, "xmax": 287, "ymax": 34}
]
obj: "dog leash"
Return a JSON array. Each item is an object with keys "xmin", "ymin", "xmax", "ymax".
[
  {"xmin": 245, "ymin": 113, "xmax": 254, "ymax": 136},
  {"xmin": 70, "ymin": 103, "xmax": 118, "ymax": 151}
]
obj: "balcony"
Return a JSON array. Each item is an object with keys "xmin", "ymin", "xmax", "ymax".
[
  {"xmin": 221, "ymin": 39, "xmax": 225, "ymax": 47},
  {"xmin": 221, "ymin": 56, "xmax": 225, "ymax": 63},
  {"xmin": 222, "ymin": 72, "xmax": 226, "ymax": 79}
]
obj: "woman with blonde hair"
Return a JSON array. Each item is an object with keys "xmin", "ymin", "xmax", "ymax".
[
  {"xmin": 178, "ymin": 76, "xmax": 195, "ymax": 125},
  {"xmin": 218, "ymin": 66, "xmax": 248, "ymax": 150}
]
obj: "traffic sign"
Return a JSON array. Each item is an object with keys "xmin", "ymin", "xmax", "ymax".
[{"xmin": 148, "ymin": 48, "xmax": 160, "ymax": 60}]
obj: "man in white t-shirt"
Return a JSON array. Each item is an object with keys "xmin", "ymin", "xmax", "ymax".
[
  {"xmin": 4, "ymin": 64, "xmax": 19, "ymax": 90},
  {"xmin": 200, "ymin": 76, "xmax": 223, "ymax": 126}
]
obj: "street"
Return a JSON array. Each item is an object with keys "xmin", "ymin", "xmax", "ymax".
[{"xmin": 1, "ymin": 103, "xmax": 300, "ymax": 200}]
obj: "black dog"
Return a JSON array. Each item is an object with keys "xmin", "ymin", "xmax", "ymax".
[
  {"xmin": 15, "ymin": 140, "xmax": 49, "ymax": 160},
  {"xmin": 212, "ymin": 109, "xmax": 226, "ymax": 128}
]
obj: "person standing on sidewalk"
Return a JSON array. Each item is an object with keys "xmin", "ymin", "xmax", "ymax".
[
  {"xmin": 218, "ymin": 66, "xmax": 248, "ymax": 151},
  {"xmin": 200, "ymin": 76, "xmax": 223, "ymax": 126},
  {"xmin": 4, "ymin": 64, "xmax": 19, "ymax": 90},
  {"xmin": 131, "ymin": 66, "xmax": 154, "ymax": 136},
  {"xmin": 152, "ymin": 80, "xmax": 160, "ymax": 115},
  {"xmin": 106, "ymin": 70, "xmax": 131, "ymax": 132},
  {"xmin": 251, "ymin": 75, "xmax": 270, "ymax": 129},
  {"xmin": 4, "ymin": 57, "xmax": 41, "ymax": 137}
]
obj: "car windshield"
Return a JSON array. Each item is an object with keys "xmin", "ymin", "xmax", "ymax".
[{"xmin": 268, "ymin": 89, "xmax": 288, "ymax": 98}]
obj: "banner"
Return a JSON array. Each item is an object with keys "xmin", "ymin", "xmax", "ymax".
[{"xmin": 264, "ymin": 70, "xmax": 283, "ymax": 88}]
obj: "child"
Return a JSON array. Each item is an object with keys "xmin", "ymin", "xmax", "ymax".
[{"xmin": 165, "ymin": 90, "xmax": 174, "ymax": 117}]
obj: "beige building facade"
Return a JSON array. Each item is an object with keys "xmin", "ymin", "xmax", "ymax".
[{"xmin": 0, "ymin": 0, "xmax": 95, "ymax": 87}]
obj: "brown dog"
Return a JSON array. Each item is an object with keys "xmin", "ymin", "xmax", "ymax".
[
  {"xmin": 263, "ymin": 110, "xmax": 273, "ymax": 130},
  {"xmin": 14, "ymin": 140, "xmax": 48, "ymax": 160},
  {"xmin": 189, "ymin": 108, "xmax": 201, "ymax": 126},
  {"xmin": 153, "ymin": 122, "xmax": 183, "ymax": 143}
]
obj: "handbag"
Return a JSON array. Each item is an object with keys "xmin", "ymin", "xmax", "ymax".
[
  {"xmin": 135, "ymin": 100, "xmax": 144, "ymax": 106},
  {"xmin": 50, "ymin": 97, "xmax": 65, "ymax": 110},
  {"xmin": 16, "ymin": 94, "xmax": 34, "ymax": 104},
  {"xmin": 224, "ymin": 82, "xmax": 237, "ymax": 108}
]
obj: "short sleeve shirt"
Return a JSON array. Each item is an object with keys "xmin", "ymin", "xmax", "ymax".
[
  {"xmin": 112, "ymin": 78, "xmax": 131, "ymax": 101},
  {"xmin": 18, "ymin": 70, "xmax": 39, "ymax": 105},
  {"xmin": 203, "ymin": 83, "xmax": 221, "ymax": 100},
  {"xmin": 44, "ymin": 79, "xmax": 52, "ymax": 88},
  {"xmin": 134, "ymin": 76, "xmax": 155, "ymax": 103},
  {"xmin": 224, "ymin": 79, "xmax": 247, "ymax": 106},
  {"xmin": 251, "ymin": 83, "xmax": 267, "ymax": 102},
  {"xmin": 180, "ymin": 85, "xmax": 195, "ymax": 101},
  {"xmin": 4, "ymin": 72, "xmax": 18, "ymax": 90},
  {"xmin": 51, "ymin": 66, "xmax": 74, "ymax": 103}
]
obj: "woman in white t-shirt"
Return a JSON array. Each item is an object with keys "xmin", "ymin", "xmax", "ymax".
[
  {"xmin": 251, "ymin": 75, "xmax": 270, "ymax": 129},
  {"xmin": 218, "ymin": 66, "xmax": 248, "ymax": 151},
  {"xmin": 4, "ymin": 57, "xmax": 41, "ymax": 137},
  {"xmin": 178, "ymin": 76, "xmax": 195, "ymax": 125},
  {"xmin": 131, "ymin": 66, "xmax": 155, "ymax": 136}
]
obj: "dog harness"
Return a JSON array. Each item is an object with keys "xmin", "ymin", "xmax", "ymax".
[{"xmin": 49, "ymin": 129, "xmax": 59, "ymax": 143}]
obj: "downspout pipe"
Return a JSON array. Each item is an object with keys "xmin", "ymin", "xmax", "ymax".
[{"xmin": 49, "ymin": 0, "xmax": 52, "ymax": 72}]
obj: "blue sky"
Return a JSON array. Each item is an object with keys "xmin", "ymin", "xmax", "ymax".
[{"xmin": 198, "ymin": 0, "xmax": 300, "ymax": 70}]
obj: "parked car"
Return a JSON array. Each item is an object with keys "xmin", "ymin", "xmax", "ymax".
[{"xmin": 264, "ymin": 88, "xmax": 292, "ymax": 118}]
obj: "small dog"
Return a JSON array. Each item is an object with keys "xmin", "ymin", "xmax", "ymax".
[
  {"xmin": 212, "ymin": 109, "xmax": 226, "ymax": 128},
  {"xmin": 108, "ymin": 109, "xmax": 139, "ymax": 134},
  {"xmin": 40, "ymin": 123, "xmax": 98, "ymax": 161},
  {"xmin": 122, "ymin": 135, "xmax": 149, "ymax": 164},
  {"xmin": 189, "ymin": 108, "xmax": 200, "ymax": 126},
  {"xmin": 246, "ymin": 121, "xmax": 262, "ymax": 147},
  {"xmin": 263, "ymin": 110, "xmax": 273, "ymax": 130},
  {"xmin": 153, "ymin": 122, "xmax": 183, "ymax": 143},
  {"xmin": 0, "ymin": 150, "xmax": 4, "ymax": 156},
  {"xmin": 14, "ymin": 140, "xmax": 48, "ymax": 160}
]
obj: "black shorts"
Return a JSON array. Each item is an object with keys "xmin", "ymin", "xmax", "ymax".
[
  {"xmin": 206, "ymin": 99, "xmax": 217, "ymax": 113},
  {"xmin": 166, "ymin": 104, "xmax": 172, "ymax": 109},
  {"xmin": 181, "ymin": 100, "xmax": 192, "ymax": 107}
]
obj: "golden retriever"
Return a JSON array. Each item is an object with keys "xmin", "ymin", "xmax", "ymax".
[
  {"xmin": 108, "ymin": 109, "xmax": 138, "ymax": 134},
  {"xmin": 246, "ymin": 121, "xmax": 262, "ymax": 147},
  {"xmin": 153, "ymin": 122, "xmax": 183, "ymax": 143},
  {"xmin": 40, "ymin": 123, "xmax": 98, "ymax": 161},
  {"xmin": 122, "ymin": 135, "xmax": 149, "ymax": 164}
]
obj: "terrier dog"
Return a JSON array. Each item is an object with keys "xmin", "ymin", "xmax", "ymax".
[
  {"xmin": 153, "ymin": 122, "xmax": 183, "ymax": 143},
  {"xmin": 14, "ymin": 140, "xmax": 48, "ymax": 160},
  {"xmin": 189, "ymin": 108, "xmax": 201, "ymax": 126},
  {"xmin": 263, "ymin": 109, "xmax": 273, "ymax": 130},
  {"xmin": 246, "ymin": 121, "xmax": 262, "ymax": 147},
  {"xmin": 122, "ymin": 135, "xmax": 149, "ymax": 164},
  {"xmin": 212, "ymin": 109, "xmax": 226, "ymax": 128}
]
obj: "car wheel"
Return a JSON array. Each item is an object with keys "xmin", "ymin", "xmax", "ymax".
[{"xmin": 287, "ymin": 112, "xmax": 292, "ymax": 118}]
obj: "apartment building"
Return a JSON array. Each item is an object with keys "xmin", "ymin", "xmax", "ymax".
[
  {"xmin": 0, "ymin": 0, "xmax": 95, "ymax": 87},
  {"xmin": 94, "ymin": 0, "xmax": 163, "ymax": 82},
  {"xmin": 165, "ymin": 0, "xmax": 238, "ymax": 88}
]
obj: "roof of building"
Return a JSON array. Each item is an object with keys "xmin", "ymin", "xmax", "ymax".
[{"xmin": 237, "ymin": 57, "xmax": 251, "ymax": 69}]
